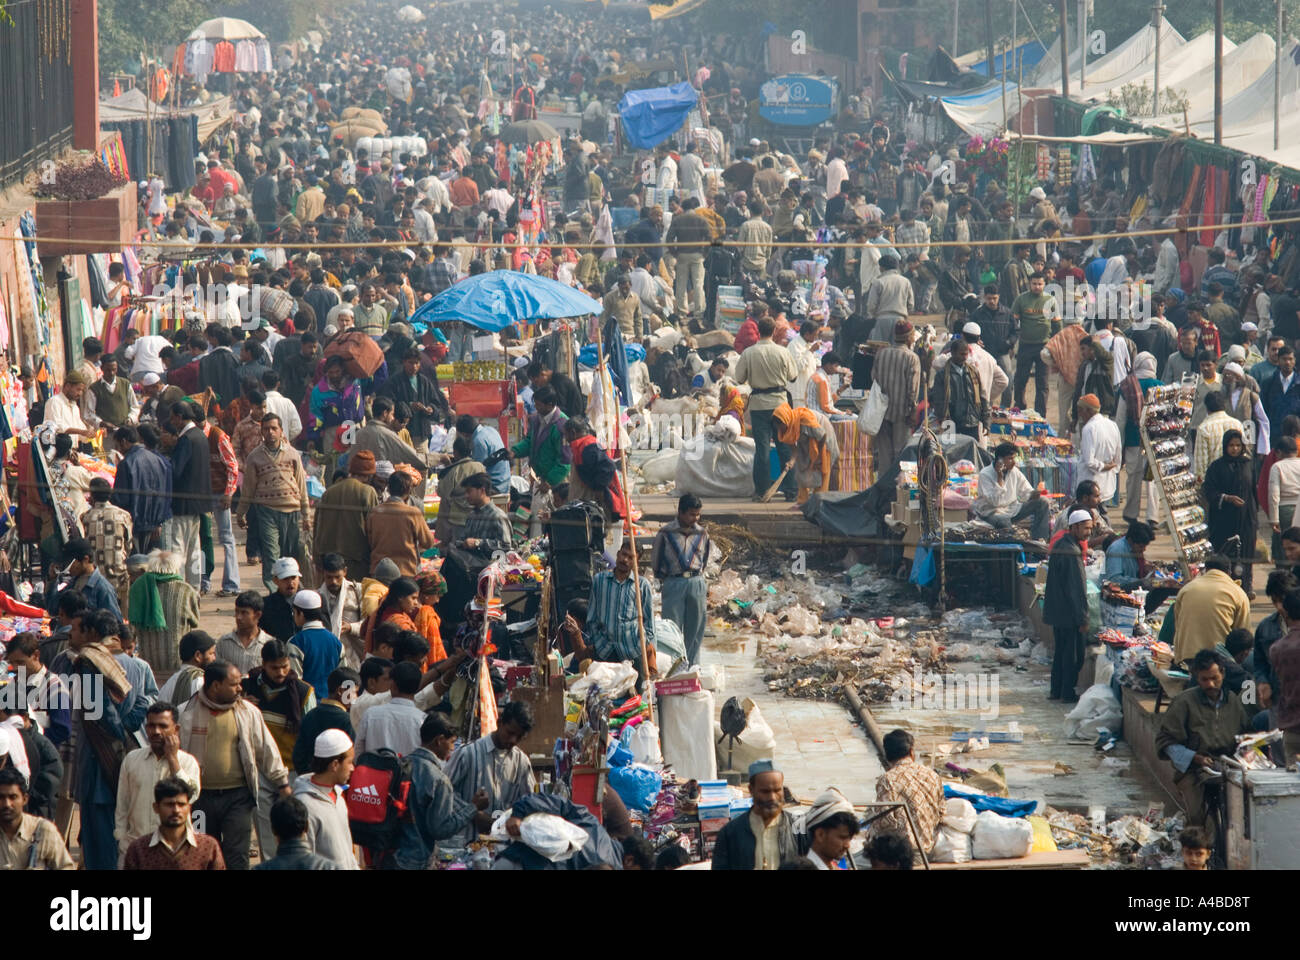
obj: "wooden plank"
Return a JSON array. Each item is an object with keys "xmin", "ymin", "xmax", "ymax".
[{"xmin": 928, "ymin": 849, "xmax": 1091, "ymax": 869}]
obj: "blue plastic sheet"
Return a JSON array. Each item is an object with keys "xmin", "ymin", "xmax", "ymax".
[
  {"xmin": 943, "ymin": 785, "xmax": 1037, "ymax": 817},
  {"xmin": 408, "ymin": 270, "xmax": 602, "ymax": 332},
  {"xmin": 577, "ymin": 341, "xmax": 645, "ymax": 368},
  {"xmin": 609, "ymin": 764, "xmax": 662, "ymax": 812},
  {"xmin": 617, "ymin": 82, "xmax": 698, "ymax": 149}
]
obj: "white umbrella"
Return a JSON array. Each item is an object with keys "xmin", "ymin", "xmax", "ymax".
[
  {"xmin": 191, "ymin": 17, "xmax": 265, "ymax": 41},
  {"xmin": 397, "ymin": 5, "xmax": 425, "ymax": 22}
]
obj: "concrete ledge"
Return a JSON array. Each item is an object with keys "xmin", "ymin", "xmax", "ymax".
[{"xmin": 1121, "ymin": 686, "xmax": 1182, "ymax": 811}]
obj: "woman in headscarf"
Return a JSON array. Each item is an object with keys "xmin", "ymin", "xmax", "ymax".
[
  {"xmin": 364, "ymin": 576, "xmax": 421, "ymax": 654},
  {"xmin": 718, "ymin": 382, "xmax": 747, "ymax": 433},
  {"xmin": 1203, "ymin": 429, "xmax": 1258, "ymax": 596},
  {"xmin": 306, "ymin": 355, "xmax": 364, "ymax": 460},
  {"xmin": 1116, "ymin": 351, "xmax": 1162, "ymax": 524},
  {"xmin": 771, "ymin": 401, "xmax": 839, "ymax": 503},
  {"xmin": 415, "ymin": 572, "xmax": 449, "ymax": 663},
  {"xmin": 45, "ymin": 432, "xmax": 93, "ymax": 538}
]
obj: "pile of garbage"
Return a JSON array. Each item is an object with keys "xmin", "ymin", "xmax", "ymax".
[{"xmin": 1044, "ymin": 808, "xmax": 1186, "ymax": 869}]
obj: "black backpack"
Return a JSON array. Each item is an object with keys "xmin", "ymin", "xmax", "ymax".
[{"xmin": 346, "ymin": 748, "xmax": 414, "ymax": 855}]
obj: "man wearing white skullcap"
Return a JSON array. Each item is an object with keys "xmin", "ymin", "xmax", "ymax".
[
  {"xmin": 290, "ymin": 590, "xmax": 343, "ymax": 700},
  {"xmin": 291, "ymin": 727, "xmax": 359, "ymax": 869},
  {"xmin": 1044, "ymin": 507, "xmax": 1093, "ymax": 701},
  {"xmin": 931, "ymin": 317, "xmax": 1010, "ymax": 404}
]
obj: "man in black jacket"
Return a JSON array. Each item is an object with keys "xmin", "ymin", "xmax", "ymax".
[
  {"xmin": 712, "ymin": 761, "xmax": 798, "ymax": 870},
  {"xmin": 1045, "ymin": 510, "xmax": 1092, "ymax": 702},
  {"xmin": 1, "ymin": 707, "xmax": 61, "ymax": 820},
  {"xmin": 165, "ymin": 400, "xmax": 213, "ymax": 590},
  {"xmin": 380, "ymin": 348, "xmax": 447, "ymax": 450},
  {"xmin": 198, "ymin": 327, "xmax": 242, "ymax": 409},
  {"xmin": 969, "ymin": 285, "xmax": 1017, "ymax": 406}
]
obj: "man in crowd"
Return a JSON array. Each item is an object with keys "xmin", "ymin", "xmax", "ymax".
[
  {"xmin": 122, "ymin": 777, "xmax": 225, "ymax": 870},
  {"xmin": 253, "ymin": 795, "xmax": 342, "ymax": 870},
  {"xmin": 112, "ymin": 424, "xmax": 173, "ymax": 553},
  {"xmin": 288, "ymin": 590, "xmax": 344, "ymax": 700},
  {"xmin": 181, "ymin": 659, "xmax": 290, "ymax": 870},
  {"xmin": 972, "ymin": 442, "xmax": 1050, "ymax": 541},
  {"xmin": 217, "ymin": 591, "xmax": 273, "ymax": 675},
  {"xmin": 870, "ymin": 729, "xmax": 944, "ymax": 860},
  {"xmin": 237, "ymin": 414, "xmax": 311, "ymax": 593},
  {"xmin": 1156, "ymin": 648, "xmax": 1251, "ymax": 848},
  {"xmin": 367, "ymin": 470, "xmax": 436, "ymax": 576},
  {"xmin": 165, "ymin": 400, "xmax": 213, "ymax": 589},
  {"xmin": 314, "ymin": 451, "xmax": 380, "ymax": 583},
  {"xmin": 319, "ymin": 553, "xmax": 366, "ymax": 668},
  {"xmin": 458, "ymin": 414, "xmax": 512, "ymax": 494},
  {"xmin": 1011, "ymin": 271, "xmax": 1059, "ymax": 415},
  {"xmin": 582, "ymin": 541, "xmax": 657, "ymax": 690},
  {"xmin": 1076, "ymin": 393, "xmax": 1122, "ymax": 506},
  {"xmin": 712, "ymin": 760, "xmax": 796, "ymax": 870},
  {"xmin": 354, "ymin": 660, "xmax": 425, "ymax": 756},
  {"xmin": 735, "ymin": 315, "xmax": 800, "ymax": 499},
  {"xmin": 1045, "ymin": 510, "xmax": 1092, "ymax": 702},
  {"xmin": 292, "ymin": 728, "xmax": 359, "ymax": 869},
  {"xmin": 394, "ymin": 711, "xmax": 493, "ymax": 869},
  {"xmin": 0, "ymin": 766, "xmax": 76, "ymax": 869},
  {"xmin": 114, "ymin": 701, "xmax": 202, "ymax": 864},
  {"xmin": 445, "ymin": 700, "xmax": 537, "ymax": 841},
  {"xmin": 1171, "ymin": 555, "xmax": 1251, "ymax": 666},
  {"xmin": 650, "ymin": 494, "xmax": 712, "ymax": 667},
  {"xmin": 158, "ymin": 630, "xmax": 216, "ymax": 709},
  {"xmin": 293, "ymin": 667, "xmax": 359, "ymax": 775}
]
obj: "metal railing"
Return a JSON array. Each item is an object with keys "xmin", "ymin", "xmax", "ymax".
[{"xmin": 0, "ymin": 7, "xmax": 77, "ymax": 189}]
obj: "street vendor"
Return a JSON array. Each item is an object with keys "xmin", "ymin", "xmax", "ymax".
[
  {"xmin": 650, "ymin": 493, "xmax": 712, "ymax": 667},
  {"xmin": 1045, "ymin": 509, "xmax": 1092, "ymax": 702},
  {"xmin": 1155, "ymin": 648, "xmax": 1250, "ymax": 847},
  {"xmin": 1050, "ymin": 480, "xmax": 1114, "ymax": 550},
  {"xmin": 971, "ymin": 442, "xmax": 1050, "ymax": 542},
  {"xmin": 585, "ymin": 541, "xmax": 657, "ymax": 689},
  {"xmin": 712, "ymin": 760, "xmax": 797, "ymax": 870},
  {"xmin": 509, "ymin": 387, "xmax": 570, "ymax": 492}
]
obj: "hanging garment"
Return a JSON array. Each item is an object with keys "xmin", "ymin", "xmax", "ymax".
[
  {"xmin": 213, "ymin": 41, "xmax": 236, "ymax": 73},
  {"xmin": 234, "ymin": 39, "xmax": 257, "ymax": 72}
]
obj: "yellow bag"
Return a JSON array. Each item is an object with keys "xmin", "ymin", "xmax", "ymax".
[{"xmin": 1028, "ymin": 815, "xmax": 1058, "ymax": 853}]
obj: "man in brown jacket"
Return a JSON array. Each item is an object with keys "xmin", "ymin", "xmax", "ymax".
[{"xmin": 366, "ymin": 470, "xmax": 435, "ymax": 576}]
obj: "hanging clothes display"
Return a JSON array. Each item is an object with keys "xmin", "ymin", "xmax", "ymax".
[
  {"xmin": 16, "ymin": 213, "xmax": 51, "ymax": 351},
  {"xmin": 176, "ymin": 36, "xmax": 272, "ymax": 75},
  {"xmin": 212, "ymin": 41, "xmax": 236, "ymax": 73}
]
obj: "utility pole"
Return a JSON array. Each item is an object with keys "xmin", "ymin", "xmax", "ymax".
[
  {"xmin": 1079, "ymin": 0, "xmax": 1087, "ymax": 90},
  {"xmin": 1215, "ymin": 0, "xmax": 1224, "ymax": 145},
  {"xmin": 1152, "ymin": 3, "xmax": 1164, "ymax": 116},
  {"xmin": 985, "ymin": 0, "xmax": 995, "ymax": 80},
  {"xmin": 1058, "ymin": 0, "xmax": 1070, "ymax": 98},
  {"xmin": 954, "ymin": 0, "xmax": 960, "ymax": 59},
  {"xmin": 1277, "ymin": 0, "xmax": 1285, "ymax": 151}
]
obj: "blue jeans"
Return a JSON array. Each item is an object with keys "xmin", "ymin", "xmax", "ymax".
[{"xmin": 203, "ymin": 506, "xmax": 241, "ymax": 593}]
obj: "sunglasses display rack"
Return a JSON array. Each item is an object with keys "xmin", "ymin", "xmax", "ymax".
[{"xmin": 1139, "ymin": 381, "xmax": 1211, "ymax": 577}]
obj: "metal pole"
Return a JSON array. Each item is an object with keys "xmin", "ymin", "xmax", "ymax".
[
  {"xmin": 954, "ymin": 0, "xmax": 960, "ymax": 59},
  {"xmin": 1215, "ymin": 0, "xmax": 1224, "ymax": 145},
  {"xmin": 1058, "ymin": 0, "xmax": 1070, "ymax": 98},
  {"xmin": 985, "ymin": 0, "xmax": 995, "ymax": 80},
  {"xmin": 1277, "ymin": 0, "xmax": 1284, "ymax": 151},
  {"xmin": 1152, "ymin": 3, "xmax": 1163, "ymax": 117},
  {"xmin": 1079, "ymin": 0, "xmax": 1087, "ymax": 90}
]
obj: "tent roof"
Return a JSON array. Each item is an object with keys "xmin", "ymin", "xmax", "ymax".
[
  {"xmin": 1008, "ymin": 130, "xmax": 1163, "ymax": 146},
  {"xmin": 1031, "ymin": 18, "xmax": 1186, "ymax": 92}
]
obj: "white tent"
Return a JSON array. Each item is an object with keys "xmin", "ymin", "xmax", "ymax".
[
  {"xmin": 938, "ymin": 83, "xmax": 1020, "ymax": 137},
  {"xmin": 1177, "ymin": 37, "xmax": 1300, "ymax": 133},
  {"xmin": 1031, "ymin": 18, "xmax": 1185, "ymax": 93},
  {"xmin": 1073, "ymin": 32, "xmax": 1224, "ymax": 106}
]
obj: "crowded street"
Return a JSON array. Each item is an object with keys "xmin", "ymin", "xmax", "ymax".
[{"xmin": 1, "ymin": 0, "xmax": 1300, "ymax": 905}]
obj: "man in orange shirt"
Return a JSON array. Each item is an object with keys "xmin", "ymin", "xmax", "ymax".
[{"xmin": 449, "ymin": 170, "xmax": 480, "ymax": 209}]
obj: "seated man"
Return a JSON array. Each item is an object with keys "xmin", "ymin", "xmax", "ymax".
[
  {"xmin": 1103, "ymin": 521, "xmax": 1177, "ymax": 613},
  {"xmin": 971, "ymin": 442, "xmax": 1050, "ymax": 541},
  {"xmin": 1154, "ymin": 648, "xmax": 1250, "ymax": 846},
  {"xmin": 1049, "ymin": 480, "xmax": 1114, "ymax": 550},
  {"xmin": 869, "ymin": 729, "xmax": 945, "ymax": 859}
]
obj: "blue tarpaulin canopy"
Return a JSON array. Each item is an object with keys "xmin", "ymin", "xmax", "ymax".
[
  {"xmin": 618, "ymin": 81, "xmax": 698, "ymax": 149},
  {"xmin": 408, "ymin": 271, "xmax": 602, "ymax": 332}
]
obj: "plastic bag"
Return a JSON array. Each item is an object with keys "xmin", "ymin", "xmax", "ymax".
[
  {"xmin": 940, "ymin": 797, "xmax": 978, "ymax": 834},
  {"xmin": 640, "ymin": 448, "xmax": 681, "ymax": 484},
  {"xmin": 971, "ymin": 810, "xmax": 1034, "ymax": 860},
  {"xmin": 930, "ymin": 825, "xmax": 972, "ymax": 863},
  {"xmin": 609, "ymin": 763, "xmax": 662, "ymax": 812},
  {"xmin": 569, "ymin": 661, "xmax": 638, "ymax": 699},
  {"xmin": 606, "ymin": 737, "xmax": 635, "ymax": 768},
  {"xmin": 655, "ymin": 618, "xmax": 687, "ymax": 664},
  {"xmin": 518, "ymin": 813, "xmax": 591, "ymax": 862},
  {"xmin": 713, "ymin": 697, "xmax": 776, "ymax": 774},
  {"xmin": 1064, "ymin": 684, "xmax": 1122, "ymax": 739},
  {"xmin": 857, "ymin": 381, "xmax": 888, "ymax": 436},
  {"xmin": 622, "ymin": 720, "xmax": 663, "ymax": 765}
]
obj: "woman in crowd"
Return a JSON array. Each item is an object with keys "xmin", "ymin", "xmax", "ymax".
[
  {"xmin": 1203, "ymin": 429, "xmax": 1258, "ymax": 597},
  {"xmin": 771, "ymin": 400, "xmax": 839, "ymax": 503}
]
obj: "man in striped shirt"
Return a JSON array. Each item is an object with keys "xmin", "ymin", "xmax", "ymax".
[
  {"xmin": 584, "ymin": 541, "xmax": 657, "ymax": 690},
  {"xmin": 870, "ymin": 320, "xmax": 921, "ymax": 479},
  {"xmin": 444, "ymin": 701, "xmax": 537, "ymax": 842}
]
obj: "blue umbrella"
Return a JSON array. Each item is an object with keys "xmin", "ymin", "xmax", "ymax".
[{"xmin": 408, "ymin": 271, "xmax": 603, "ymax": 333}]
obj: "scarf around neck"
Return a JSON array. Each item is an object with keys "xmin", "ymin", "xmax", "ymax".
[{"xmin": 128, "ymin": 572, "xmax": 183, "ymax": 630}]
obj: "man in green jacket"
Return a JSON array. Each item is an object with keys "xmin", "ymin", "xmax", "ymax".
[
  {"xmin": 510, "ymin": 386, "xmax": 569, "ymax": 490},
  {"xmin": 1155, "ymin": 648, "xmax": 1250, "ymax": 846},
  {"xmin": 1011, "ymin": 271, "xmax": 1061, "ymax": 416}
]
